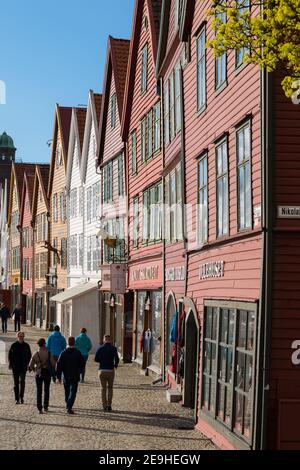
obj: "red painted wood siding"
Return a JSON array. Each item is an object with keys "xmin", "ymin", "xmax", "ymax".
[
  {"xmin": 21, "ymin": 187, "xmax": 33, "ymax": 295},
  {"xmin": 127, "ymin": 0, "xmax": 163, "ymax": 269},
  {"xmin": 267, "ymin": 74, "xmax": 300, "ymax": 449},
  {"xmin": 184, "ymin": 3, "xmax": 261, "ymax": 249}
]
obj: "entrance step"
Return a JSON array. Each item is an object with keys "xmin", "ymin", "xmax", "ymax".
[{"xmin": 166, "ymin": 389, "xmax": 182, "ymax": 403}]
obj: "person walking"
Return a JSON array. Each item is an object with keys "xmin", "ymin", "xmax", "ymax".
[
  {"xmin": 12, "ymin": 303, "xmax": 23, "ymax": 332},
  {"xmin": 56, "ymin": 336, "xmax": 84, "ymax": 415},
  {"xmin": 95, "ymin": 335, "xmax": 119, "ymax": 412},
  {"xmin": 8, "ymin": 331, "xmax": 32, "ymax": 404},
  {"xmin": 29, "ymin": 338, "xmax": 53, "ymax": 414},
  {"xmin": 75, "ymin": 328, "xmax": 92, "ymax": 383},
  {"xmin": 0, "ymin": 302, "xmax": 10, "ymax": 334},
  {"xmin": 46, "ymin": 325, "xmax": 67, "ymax": 383}
]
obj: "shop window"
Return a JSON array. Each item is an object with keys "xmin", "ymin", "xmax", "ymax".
[{"xmin": 202, "ymin": 301, "xmax": 256, "ymax": 444}]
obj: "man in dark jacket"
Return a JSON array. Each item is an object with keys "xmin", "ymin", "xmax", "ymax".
[
  {"xmin": 8, "ymin": 331, "xmax": 32, "ymax": 404},
  {"xmin": 0, "ymin": 302, "xmax": 10, "ymax": 334},
  {"xmin": 12, "ymin": 303, "xmax": 23, "ymax": 332},
  {"xmin": 56, "ymin": 336, "xmax": 84, "ymax": 414},
  {"xmin": 95, "ymin": 335, "xmax": 119, "ymax": 411}
]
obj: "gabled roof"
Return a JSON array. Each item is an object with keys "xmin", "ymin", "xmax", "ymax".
[
  {"xmin": 66, "ymin": 107, "xmax": 87, "ymax": 191},
  {"xmin": 47, "ymin": 105, "xmax": 72, "ymax": 198},
  {"xmin": 121, "ymin": 0, "xmax": 163, "ymax": 141},
  {"xmin": 20, "ymin": 171, "xmax": 36, "ymax": 225},
  {"xmin": 156, "ymin": 0, "xmax": 195, "ymax": 76},
  {"xmin": 8, "ymin": 163, "xmax": 37, "ymax": 225},
  {"xmin": 81, "ymin": 91, "xmax": 102, "ymax": 183},
  {"xmin": 98, "ymin": 36, "xmax": 130, "ymax": 165},
  {"xmin": 32, "ymin": 164, "xmax": 50, "ymax": 222}
]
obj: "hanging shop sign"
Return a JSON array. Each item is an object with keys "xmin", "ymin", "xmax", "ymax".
[
  {"xmin": 165, "ymin": 266, "xmax": 186, "ymax": 281},
  {"xmin": 277, "ymin": 206, "xmax": 300, "ymax": 218},
  {"xmin": 110, "ymin": 264, "xmax": 126, "ymax": 294},
  {"xmin": 199, "ymin": 260, "xmax": 225, "ymax": 279}
]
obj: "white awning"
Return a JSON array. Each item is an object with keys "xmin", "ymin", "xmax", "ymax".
[{"xmin": 50, "ymin": 281, "xmax": 99, "ymax": 303}]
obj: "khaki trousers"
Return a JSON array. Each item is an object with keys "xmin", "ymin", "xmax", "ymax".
[{"xmin": 99, "ymin": 370, "xmax": 115, "ymax": 407}]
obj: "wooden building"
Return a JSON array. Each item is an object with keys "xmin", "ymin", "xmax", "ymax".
[
  {"xmin": 20, "ymin": 171, "xmax": 35, "ymax": 324},
  {"xmin": 121, "ymin": 0, "xmax": 163, "ymax": 374},
  {"xmin": 47, "ymin": 105, "xmax": 72, "ymax": 327},
  {"xmin": 97, "ymin": 35, "xmax": 131, "ymax": 359},
  {"xmin": 32, "ymin": 164, "xmax": 50, "ymax": 329}
]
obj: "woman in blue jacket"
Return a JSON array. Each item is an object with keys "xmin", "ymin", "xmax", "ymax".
[{"xmin": 75, "ymin": 328, "xmax": 92, "ymax": 383}]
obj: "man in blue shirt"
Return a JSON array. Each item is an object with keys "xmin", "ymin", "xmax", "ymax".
[
  {"xmin": 46, "ymin": 325, "xmax": 67, "ymax": 383},
  {"xmin": 95, "ymin": 335, "xmax": 119, "ymax": 411}
]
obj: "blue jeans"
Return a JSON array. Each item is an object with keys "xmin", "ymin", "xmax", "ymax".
[{"xmin": 63, "ymin": 379, "xmax": 78, "ymax": 411}]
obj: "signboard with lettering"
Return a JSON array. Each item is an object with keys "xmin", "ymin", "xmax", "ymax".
[
  {"xmin": 199, "ymin": 261, "xmax": 225, "ymax": 279},
  {"xmin": 165, "ymin": 266, "xmax": 186, "ymax": 282},
  {"xmin": 129, "ymin": 261, "xmax": 163, "ymax": 289},
  {"xmin": 110, "ymin": 264, "xmax": 126, "ymax": 294},
  {"xmin": 278, "ymin": 206, "xmax": 300, "ymax": 218}
]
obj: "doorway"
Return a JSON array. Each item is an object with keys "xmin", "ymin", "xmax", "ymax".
[{"xmin": 184, "ymin": 309, "xmax": 200, "ymax": 413}]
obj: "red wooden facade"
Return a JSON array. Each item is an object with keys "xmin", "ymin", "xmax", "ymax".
[
  {"xmin": 122, "ymin": 0, "xmax": 163, "ymax": 374},
  {"xmin": 20, "ymin": 171, "xmax": 35, "ymax": 324}
]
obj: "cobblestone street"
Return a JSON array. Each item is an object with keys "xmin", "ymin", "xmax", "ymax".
[{"xmin": 0, "ymin": 323, "xmax": 216, "ymax": 451}]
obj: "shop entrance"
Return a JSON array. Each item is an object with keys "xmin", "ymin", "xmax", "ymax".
[{"xmin": 184, "ymin": 309, "xmax": 199, "ymax": 412}]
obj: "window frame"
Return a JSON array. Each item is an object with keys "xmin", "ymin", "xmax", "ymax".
[
  {"xmin": 215, "ymin": 136, "xmax": 229, "ymax": 238},
  {"xmin": 141, "ymin": 44, "xmax": 148, "ymax": 95},
  {"xmin": 110, "ymin": 93, "xmax": 117, "ymax": 129},
  {"xmin": 236, "ymin": 120, "xmax": 252, "ymax": 232},
  {"xmin": 131, "ymin": 130, "xmax": 137, "ymax": 175},
  {"xmin": 215, "ymin": 9, "xmax": 227, "ymax": 91},
  {"xmin": 197, "ymin": 154, "xmax": 208, "ymax": 245},
  {"xmin": 196, "ymin": 25, "xmax": 206, "ymax": 112}
]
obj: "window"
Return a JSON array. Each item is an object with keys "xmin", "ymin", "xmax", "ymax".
[
  {"xmin": 235, "ymin": 0, "xmax": 250, "ymax": 68},
  {"xmin": 86, "ymin": 187, "xmax": 92, "ymax": 222},
  {"xmin": 215, "ymin": 9, "xmax": 227, "ymax": 89},
  {"xmin": 164, "ymin": 65, "xmax": 181, "ymax": 146},
  {"xmin": 56, "ymin": 142, "xmax": 62, "ymax": 167},
  {"xmin": 61, "ymin": 238, "xmax": 67, "ymax": 269},
  {"xmin": 53, "ymin": 194, "xmax": 58, "ymax": 223},
  {"xmin": 197, "ymin": 27, "xmax": 206, "ymax": 111},
  {"xmin": 87, "ymin": 236, "xmax": 92, "ymax": 272},
  {"xmin": 141, "ymin": 117, "xmax": 147, "ymax": 164},
  {"xmin": 165, "ymin": 164, "xmax": 183, "ymax": 243},
  {"xmin": 23, "ymin": 258, "xmax": 30, "ymax": 281},
  {"xmin": 141, "ymin": 44, "xmax": 148, "ymax": 94},
  {"xmin": 216, "ymin": 138, "xmax": 229, "ymax": 237},
  {"xmin": 70, "ymin": 235, "xmax": 78, "ymax": 268},
  {"xmin": 111, "ymin": 93, "xmax": 117, "ymax": 129},
  {"xmin": 202, "ymin": 301, "xmax": 256, "ymax": 443},
  {"xmin": 117, "ymin": 154, "xmax": 124, "ymax": 196},
  {"xmin": 164, "ymin": 81, "xmax": 170, "ymax": 146},
  {"xmin": 175, "ymin": 66, "xmax": 182, "ymax": 132},
  {"xmin": 133, "ymin": 197, "xmax": 139, "ymax": 248},
  {"xmin": 53, "ymin": 238, "xmax": 59, "ymax": 266},
  {"xmin": 175, "ymin": 0, "xmax": 184, "ymax": 27},
  {"xmin": 92, "ymin": 236, "xmax": 101, "ymax": 272},
  {"xmin": 131, "ymin": 131, "xmax": 137, "ymax": 175},
  {"xmin": 154, "ymin": 102, "xmax": 161, "ymax": 152},
  {"xmin": 79, "ymin": 234, "xmax": 84, "ymax": 268},
  {"xmin": 147, "ymin": 109, "xmax": 153, "ymax": 159},
  {"xmin": 60, "ymin": 192, "xmax": 66, "ymax": 223},
  {"xmin": 142, "ymin": 182, "xmax": 162, "ymax": 244},
  {"xmin": 70, "ymin": 189, "xmax": 78, "ymax": 218},
  {"xmin": 104, "ymin": 218, "xmax": 126, "ymax": 263},
  {"xmin": 22, "ymin": 227, "xmax": 29, "ymax": 248},
  {"xmin": 40, "ymin": 253, "xmax": 47, "ymax": 279},
  {"xmin": 92, "ymin": 182, "xmax": 101, "ymax": 219},
  {"xmin": 237, "ymin": 122, "xmax": 251, "ymax": 230},
  {"xmin": 103, "ymin": 162, "xmax": 113, "ymax": 203},
  {"xmin": 78, "ymin": 187, "xmax": 84, "ymax": 217},
  {"xmin": 198, "ymin": 155, "xmax": 208, "ymax": 244}
]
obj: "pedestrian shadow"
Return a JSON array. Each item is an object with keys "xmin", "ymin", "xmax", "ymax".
[
  {"xmin": 59, "ymin": 407, "xmax": 195, "ymax": 430},
  {"xmin": 0, "ymin": 416, "xmax": 210, "ymax": 443}
]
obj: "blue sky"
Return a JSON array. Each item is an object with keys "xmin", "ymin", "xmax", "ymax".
[{"xmin": 0, "ymin": 0, "xmax": 134, "ymax": 163}]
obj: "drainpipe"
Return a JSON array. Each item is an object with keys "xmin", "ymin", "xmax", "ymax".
[
  {"xmin": 255, "ymin": 68, "xmax": 274, "ymax": 449},
  {"xmin": 161, "ymin": 75, "xmax": 167, "ymax": 382}
]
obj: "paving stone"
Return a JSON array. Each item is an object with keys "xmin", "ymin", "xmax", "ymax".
[{"xmin": 0, "ymin": 322, "xmax": 216, "ymax": 450}]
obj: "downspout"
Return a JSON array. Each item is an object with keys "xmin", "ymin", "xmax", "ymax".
[
  {"xmin": 255, "ymin": 68, "xmax": 274, "ymax": 449},
  {"xmin": 180, "ymin": 66, "xmax": 188, "ymax": 299},
  {"xmin": 96, "ymin": 161, "xmax": 104, "ymax": 343}
]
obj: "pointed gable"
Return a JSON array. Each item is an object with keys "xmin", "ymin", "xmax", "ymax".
[
  {"xmin": 121, "ymin": 0, "xmax": 162, "ymax": 140},
  {"xmin": 48, "ymin": 105, "xmax": 72, "ymax": 198},
  {"xmin": 66, "ymin": 107, "xmax": 87, "ymax": 191},
  {"xmin": 20, "ymin": 172, "xmax": 35, "ymax": 225},
  {"xmin": 8, "ymin": 163, "xmax": 36, "ymax": 225},
  {"xmin": 98, "ymin": 36, "xmax": 130, "ymax": 165},
  {"xmin": 81, "ymin": 91, "xmax": 102, "ymax": 183},
  {"xmin": 32, "ymin": 165, "xmax": 50, "ymax": 221}
]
